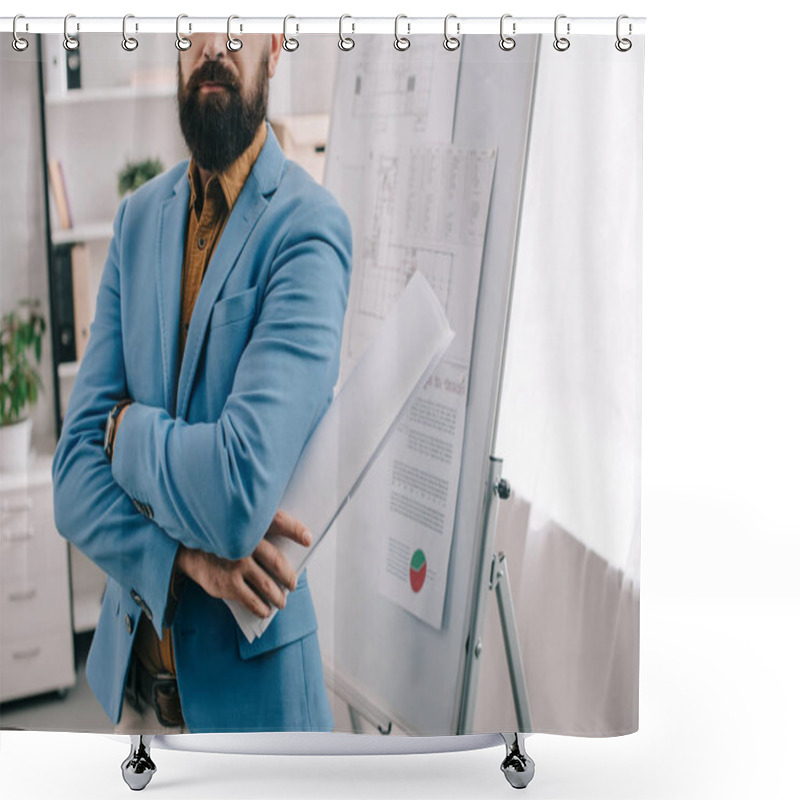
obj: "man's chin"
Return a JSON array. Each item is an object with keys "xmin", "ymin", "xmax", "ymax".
[{"xmin": 197, "ymin": 93, "xmax": 232, "ymax": 111}]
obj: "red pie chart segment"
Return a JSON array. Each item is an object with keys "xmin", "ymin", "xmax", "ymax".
[{"xmin": 409, "ymin": 549, "xmax": 427, "ymax": 593}]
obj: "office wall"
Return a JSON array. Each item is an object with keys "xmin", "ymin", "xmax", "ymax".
[{"xmin": 0, "ymin": 47, "xmax": 56, "ymax": 454}]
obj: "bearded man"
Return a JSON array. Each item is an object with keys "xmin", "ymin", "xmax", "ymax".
[{"xmin": 52, "ymin": 32, "xmax": 350, "ymax": 734}]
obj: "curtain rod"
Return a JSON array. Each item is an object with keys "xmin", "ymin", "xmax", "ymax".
[{"xmin": 1, "ymin": 16, "xmax": 646, "ymax": 37}]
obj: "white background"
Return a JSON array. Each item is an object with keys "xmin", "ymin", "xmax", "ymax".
[{"xmin": 2, "ymin": 1, "xmax": 798, "ymax": 798}]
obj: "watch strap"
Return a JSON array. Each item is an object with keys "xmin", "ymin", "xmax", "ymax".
[{"xmin": 105, "ymin": 399, "xmax": 133, "ymax": 461}]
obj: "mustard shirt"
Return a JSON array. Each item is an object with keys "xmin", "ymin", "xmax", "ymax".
[{"xmin": 133, "ymin": 121, "xmax": 268, "ymax": 676}]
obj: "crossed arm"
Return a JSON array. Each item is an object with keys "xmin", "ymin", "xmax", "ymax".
[{"xmin": 52, "ymin": 192, "xmax": 352, "ymax": 632}]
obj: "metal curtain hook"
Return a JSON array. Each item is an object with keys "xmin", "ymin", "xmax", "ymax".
[
  {"xmin": 615, "ymin": 14, "xmax": 632, "ymax": 51},
  {"xmin": 12, "ymin": 15, "xmax": 29, "ymax": 52},
  {"xmin": 227, "ymin": 15, "xmax": 243, "ymax": 51},
  {"xmin": 394, "ymin": 15, "xmax": 410, "ymax": 51},
  {"xmin": 122, "ymin": 14, "xmax": 139, "ymax": 51},
  {"xmin": 499, "ymin": 14, "xmax": 516, "ymax": 51},
  {"xmin": 175, "ymin": 14, "xmax": 191, "ymax": 50},
  {"xmin": 283, "ymin": 16, "xmax": 299, "ymax": 51},
  {"xmin": 63, "ymin": 14, "xmax": 79, "ymax": 51},
  {"xmin": 443, "ymin": 14, "xmax": 460, "ymax": 51},
  {"xmin": 339, "ymin": 14, "xmax": 355, "ymax": 51},
  {"xmin": 553, "ymin": 14, "xmax": 570, "ymax": 51}
]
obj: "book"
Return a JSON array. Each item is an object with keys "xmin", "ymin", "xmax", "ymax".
[
  {"xmin": 65, "ymin": 40, "xmax": 81, "ymax": 90},
  {"xmin": 47, "ymin": 160, "xmax": 72, "ymax": 230},
  {"xmin": 70, "ymin": 244, "xmax": 93, "ymax": 362},
  {"xmin": 49, "ymin": 245, "xmax": 77, "ymax": 365}
]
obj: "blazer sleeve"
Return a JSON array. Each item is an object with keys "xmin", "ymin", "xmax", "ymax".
[
  {"xmin": 110, "ymin": 196, "xmax": 352, "ymax": 561},
  {"xmin": 52, "ymin": 196, "xmax": 181, "ymax": 639}
]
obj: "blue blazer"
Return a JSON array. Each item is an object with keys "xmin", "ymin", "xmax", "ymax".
[{"xmin": 52, "ymin": 125, "xmax": 351, "ymax": 732}]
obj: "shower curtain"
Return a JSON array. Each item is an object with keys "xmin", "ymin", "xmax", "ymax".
[{"xmin": 0, "ymin": 23, "xmax": 643, "ymax": 740}]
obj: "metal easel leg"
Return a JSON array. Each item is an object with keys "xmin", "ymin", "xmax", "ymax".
[
  {"xmin": 456, "ymin": 459, "xmax": 537, "ymax": 786},
  {"xmin": 492, "ymin": 551, "xmax": 533, "ymax": 732},
  {"xmin": 489, "ymin": 475, "xmax": 536, "ymax": 788},
  {"xmin": 121, "ymin": 735, "xmax": 157, "ymax": 791},
  {"xmin": 493, "ymin": 552, "xmax": 536, "ymax": 789},
  {"xmin": 348, "ymin": 703, "xmax": 365, "ymax": 733},
  {"xmin": 500, "ymin": 732, "xmax": 535, "ymax": 789}
]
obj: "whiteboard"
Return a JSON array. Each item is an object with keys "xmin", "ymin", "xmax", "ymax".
[{"xmin": 308, "ymin": 34, "xmax": 541, "ymax": 735}]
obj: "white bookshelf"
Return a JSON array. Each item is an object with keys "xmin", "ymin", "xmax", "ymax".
[
  {"xmin": 56, "ymin": 360, "xmax": 80, "ymax": 380},
  {"xmin": 46, "ymin": 83, "xmax": 175, "ymax": 106},
  {"xmin": 51, "ymin": 221, "xmax": 113, "ymax": 246}
]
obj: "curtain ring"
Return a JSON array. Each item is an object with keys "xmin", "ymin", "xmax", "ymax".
[
  {"xmin": 615, "ymin": 14, "xmax": 632, "ymax": 52},
  {"xmin": 338, "ymin": 14, "xmax": 355, "ymax": 51},
  {"xmin": 175, "ymin": 14, "xmax": 191, "ymax": 50},
  {"xmin": 283, "ymin": 16, "xmax": 299, "ymax": 51},
  {"xmin": 394, "ymin": 15, "xmax": 410, "ymax": 51},
  {"xmin": 553, "ymin": 14, "xmax": 570, "ymax": 51},
  {"xmin": 63, "ymin": 14, "xmax": 79, "ymax": 51},
  {"xmin": 12, "ymin": 15, "xmax": 29, "ymax": 52},
  {"xmin": 443, "ymin": 14, "xmax": 460, "ymax": 51},
  {"xmin": 122, "ymin": 14, "xmax": 139, "ymax": 52},
  {"xmin": 499, "ymin": 14, "xmax": 516, "ymax": 51},
  {"xmin": 227, "ymin": 15, "xmax": 243, "ymax": 51}
]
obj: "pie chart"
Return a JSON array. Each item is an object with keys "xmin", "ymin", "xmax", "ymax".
[{"xmin": 409, "ymin": 549, "xmax": 427, "ymax": 593}]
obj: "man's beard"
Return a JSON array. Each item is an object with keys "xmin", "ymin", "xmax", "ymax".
[{"xmin": 178, "ymin": 58, "xmax": 269, "ymax": 173}]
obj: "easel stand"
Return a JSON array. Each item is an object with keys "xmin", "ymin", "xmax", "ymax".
[
  {"xmin": 457, "ymin": 455, "xmax": 535, "ymax": 787},
  {"xmin": 344, "ymin": 455, "xmax": 535, "ymax": 788},
  {"xmin": 121, "ymin": 457, "xmax": 535, "ymax": 790}
]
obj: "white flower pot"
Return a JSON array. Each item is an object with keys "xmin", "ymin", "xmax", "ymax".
[{"xmin": 0, "ymin": 416, "xmax": 33, "ymax": 473}]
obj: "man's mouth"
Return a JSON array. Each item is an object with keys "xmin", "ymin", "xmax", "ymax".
[{"xmin": 198, "ymin": 81, "xmax": 232, "ymax": 94}]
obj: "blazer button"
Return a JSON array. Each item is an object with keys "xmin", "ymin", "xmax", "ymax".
[{"xmin": 125, "ymin": 614, "xmax": 133, "ymax": 634}]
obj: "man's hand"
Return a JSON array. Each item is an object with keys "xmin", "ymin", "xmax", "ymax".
[{"xmin": 175, "ymin": 509, "xmax": 312, "ymax": 618}]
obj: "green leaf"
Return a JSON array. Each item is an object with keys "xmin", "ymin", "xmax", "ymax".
[{"xmin": 1, "ymin": 298, "xmax": 46, "ymax": 423}]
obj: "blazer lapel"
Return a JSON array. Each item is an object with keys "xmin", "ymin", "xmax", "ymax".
[
  {"xmin": 174, "ymin": 124, "xmax": 285, "ymax": 419},
  {"xmin": 155, "ymin": 172, "xmax": 191, "ymax": 417}
]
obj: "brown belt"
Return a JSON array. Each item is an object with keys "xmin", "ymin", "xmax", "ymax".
[{"xmin": 126, "ymin": 652, "xmax": 185, "ymax": 729}]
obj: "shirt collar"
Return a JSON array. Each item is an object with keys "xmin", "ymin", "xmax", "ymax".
[{"xmin": 187, "ymin": 119, "xmax": 268, "ymax": 213}]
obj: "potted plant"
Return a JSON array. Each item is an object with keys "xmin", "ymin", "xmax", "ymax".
[
  {"xmin": 0, "ymin": 298, "xmax": 47, "ymax": 473},
  {"xmin": 117, "ymin": 157, "xmax": 164, "ymax": 197}
]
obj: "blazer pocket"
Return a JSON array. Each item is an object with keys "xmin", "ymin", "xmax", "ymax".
[{"xmin": 209, "ymin": 286, "xmax": 259, "ymax": 330}]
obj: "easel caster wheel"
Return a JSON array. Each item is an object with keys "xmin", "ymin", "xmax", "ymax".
[
  {"xmin": 501, "ymin": 750, "xmax": 535, "ymax": 789},
  {"xmin": 121, "ymin": 736, "xmax": 157, "ymax": 791},
  {"xmin": 500, "ymin": 732, "xmax": 535, "ymax": 789}
]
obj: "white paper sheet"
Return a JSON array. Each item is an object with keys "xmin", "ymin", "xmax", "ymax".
[{"xmin": 225, "ymin": 272, "xmax": 454, "ymax": 642}]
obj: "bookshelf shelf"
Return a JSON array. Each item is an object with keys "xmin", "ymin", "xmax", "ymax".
[
  {"xmin": 46, "ymin": 83, "xmax": 176, "ymax": 106},
  {"xmin": 57, "ymin": 361, "xmax": 80, "ymax": 380},
  {"xmin": 51, "ymin": 222, "xmax": 113, "ymax": 246}
]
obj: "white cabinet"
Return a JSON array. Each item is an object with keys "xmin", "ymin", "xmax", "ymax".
[{"xmin": 0, "ymin": 453, "xmax": 75, "ymax": 703}]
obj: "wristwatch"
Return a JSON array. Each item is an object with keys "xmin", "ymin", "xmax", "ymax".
[{"xmin": 104, "ymin": 399, "xmax": 133, "ymax": 461}]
